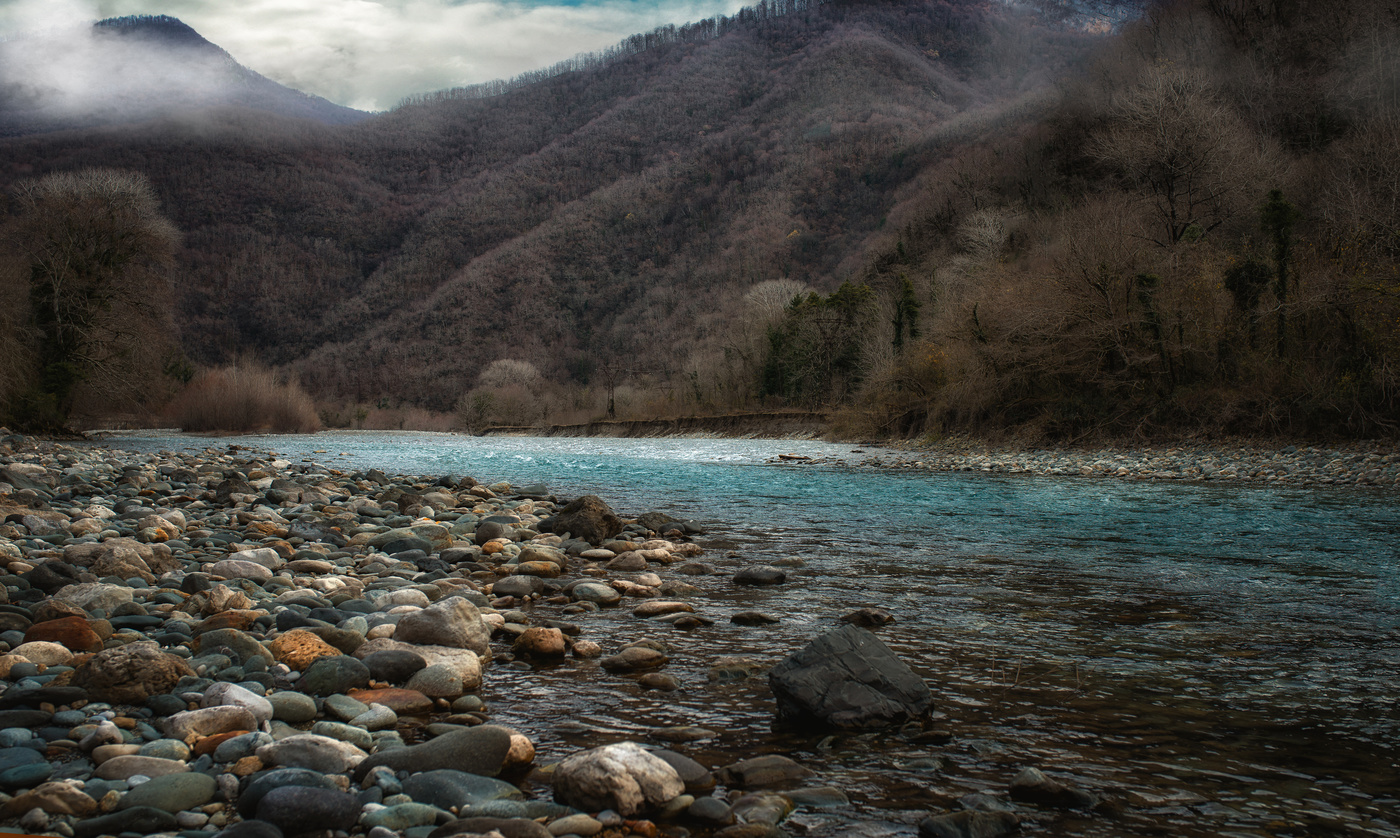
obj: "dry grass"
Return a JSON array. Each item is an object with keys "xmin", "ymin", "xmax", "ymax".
[{"xmin": 167, "ymin": 363, "xmax": 321, "ymax": 433}]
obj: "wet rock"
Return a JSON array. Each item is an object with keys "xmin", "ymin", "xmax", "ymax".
[
  {"xmin": 733, "ymin": 566, "xmax": 786, "ymax": 586},
  {"xmin": 540, "ymin": 495, "xmax": 622, "ymax": 544},
  {"xmin": 353, "ymin": 638, "xmax": 482, "ymax": 689},
  {"xmin": 213, "ymin": 819, "xmax": 284, "ymax": 838},
  {"xmin": 393, "ymin": 597, "xmax": 491, "ymax": 655},
  {"xmin": 254, "ymin": 786, "xmax": 361, "ymax": 835},
  {"xmin": 840, "ymin": 607, "xmax": 896, "ymax": 628},
  {"xmin": 1008, "ymin": 767, "xmax": 1098, "ymax": 809},
  {"xmin": 651, "ymin": 750, "xmax": 715, "ymax": 793},
  {"xmin": 729, "ymin": 792, "xmax": 794, "ymax": 825},
  {"xmin": 492, "ymin": 575, "xmax": 544, "ymax": 598},
  {"xmin": 768, "ymin": 624, "xmax": 932, "ymax": 729},
  {"xmin": 570, "ymin": 582, "xmax": 622, "ymax": 606},
  {"xmin": 553, "ymin": 741, "xmax": 684, "ymax": 816},
  {"xmin": 513, "ymin": 626, "xmax": 566, "ymax": 659},
  {"xmin": 634, "ymin": 601, "xmax": 694, "ymax": 618},
  {"xmin": 731, "ymin": 611, "xmax": 781, "ymax": 626},
  {"xmin": 401, "ymin": 769, "xmax": 524, "ymax": 810},
  {"xmin": 355, "ymin": 724, "xmax": 513, "ymax": 780},
  {"xmin": 601, "ymin": 645, "xmax": 668, "ymax": 672},
  {"xmin": 919, "ymin": 811, "xmax": 1020, "ymax": 838},
  {"xmin": 718, "ymin": 755, "xmax": 813, "ymax": 789}
]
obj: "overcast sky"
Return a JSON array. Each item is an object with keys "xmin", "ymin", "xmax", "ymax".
[{"xmin": 0, "ymin": 0, "xmax": 747, "ymax": 111}]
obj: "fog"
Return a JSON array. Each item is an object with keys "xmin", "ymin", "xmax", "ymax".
[{"xmin": 0, "ymin": 0, "xmax": 749, "ymax": 112}]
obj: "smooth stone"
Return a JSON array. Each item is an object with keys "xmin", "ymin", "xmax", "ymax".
[
  {"xmin": 392, "ymin": 598, "xmax": 490, "ymax": 655},
  {"xmin": 310, "ymin": 720, "xmax": 375, "ymax": 751},
  {"xmin": 203, "ymin": 682, "xmax": 274, "ymax": 725},
  {"xmin": 732, "ymin": 566, "xmax": 786, "ymax": 586},
  {"xmin": 731, "ymin": 611, "xmax": 781, "ymax": 626},
  {"xmin": 347, "ymin": 687, "xmax": 434, "ymax": 715},
  {"xmin": 569, "ymin": 582, "xmax": 621, "ymax": 606},
  {"xmin": 718, "ymin": 755, "xmax": 813, "ymax": 789},
  {"xmin": 785, "ymin": 786, "xmax": 850, "ymax": 807},
  {"xmin": 322, "ymin": 693, "xmax": 370, "ymax": 722},
  {"xmin": 600, "ymin": 646, "xmax": 667, "ymax": 672},
  {"xmin": 401, "ymin": 770, "xmax": 524, "ymax": 810},
  {"xmin": 299, "ymin": 655, "xmax": 371, "ymax": 696},
  {"xmin": 651, "ymin": 750, "xmax": 714, "ymax": 793},
  {"xmin": 73, "ymin": 806, "xmax": 178, "ymax": 838},
  {"xmin": 213, "ymin": 731, "xmax": 274, "ymax": 763},
  {"xmin": 255, "ymin": 786, "xmax": 361, "ymax": 834},
  {"xmin": 236, "ymin": 768, "xmax": 340, "ymax": 818},
  {"xmin": 213, "ymin": 819, "xmax": 285, "ymax": 838},
  {"xmin": 256, "ymin": 734, "xmax": 368, "ymax": 774},
  {"xmin": 138, "ymin": 739, "xmax": 192, "ymax": 761},
  {"xmin": 118, "ymin": 771, "xmax": 218, "ymax": 812},
  {"xmin": 361, "ymin": 649, "xmax": 428, "ymax": 683},
  {"xmin": 355, "ymin": 725, "xmax": 512, "ymax": 780},
  {"xmin": 0, "ymin": 760, "xmax": 53, "ymax": 789},
  {"xmin": 405, "ymin": 664, "xmax": 464, "ymax": 698},
  {"xmin": 95, "ymin": 756, "xmax": 191, "ymax": 781},
  {"xmin": 165, "ymin": 705, "xmax": 258, "ymax": 740},
  {"xmin": 266, "ymin": 691, "xmax": 317, "ymax": 724},
  {"xmin": 350, "ymin": 704, "xmax": 399, "ymax": 731},
  {"xmin": 491, "ymin": 576, "xmax": 544, "ymax": 598},
  {"xmin": 687, "ymin": 796, "xmax": 734, "ymax": 825},
  {"xmin": 0, "ymin": 708, "xmax": 52, "ymax": 728},
  {"xmin": 362, "ymin": 802, "xmax": 448, "ymax": 830}
]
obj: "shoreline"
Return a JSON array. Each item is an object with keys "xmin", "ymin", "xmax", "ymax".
[{"xmin": 0, "ymin": 432, "xmax": 844, "ymax": 838}]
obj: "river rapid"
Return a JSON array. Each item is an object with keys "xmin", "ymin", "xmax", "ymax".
[{"xmin": 94, "ymin": 431, "xmax": 1400, "ymax": 838}]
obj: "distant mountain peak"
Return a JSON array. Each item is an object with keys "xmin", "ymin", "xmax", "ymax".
[{"xmin": 0, "ymin": 15, "xmax": 367, "ymax": 137}]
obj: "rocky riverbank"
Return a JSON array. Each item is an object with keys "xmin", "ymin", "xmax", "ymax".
[
  {"xmin": 828, "ymin": 438, "xmax": 1400, "ymax": 488},
  {"xmin": 1, "ymin": 433, "xmax": 1044, "ymax": 838}
]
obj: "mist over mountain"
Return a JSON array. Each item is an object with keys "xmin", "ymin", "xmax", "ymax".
[
  {"xmin": 0, "ymin": 15, "xmax": 368, "ymax": 136},
  {"xmin": 2, "ymin": 0, "xmax": 1395, "ymax": 437}
]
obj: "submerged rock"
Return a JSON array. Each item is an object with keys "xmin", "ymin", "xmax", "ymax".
[{"xmin": 768, "ymin": 624, "xmax": 932, "ymax": 729}]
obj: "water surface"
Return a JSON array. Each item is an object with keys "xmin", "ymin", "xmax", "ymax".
[{"xmin": 94, "ymin": 432, "xmax": 1400, "ymax": 837}]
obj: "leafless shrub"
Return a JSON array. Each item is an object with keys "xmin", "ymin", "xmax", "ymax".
[{"xmin": 167, "ymin": 361, "xmax": 320, "ymax": 433}]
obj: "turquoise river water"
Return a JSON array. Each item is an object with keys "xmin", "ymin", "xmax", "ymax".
[{"xmin": 93, "ymin": 431, "xmax": 1400, "ymax": 838}]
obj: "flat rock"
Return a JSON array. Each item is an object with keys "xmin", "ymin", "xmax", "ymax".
[
  {"xmin": 919, "ymin": 811, "xmax": 1021, "ymax": 838},
  {"xmin": 236, "ymin": 768, "xmax": 341, "ymax": 818},
  {"xmin": 349, "ymin": 686, "xmax": 434, "ymax": 715},
  {"xmin": 95, "ymin": 755, "xmax": 191, "ymax": 781},
  {"xmin": 732, "ymin": 566, "xmax": 786, "ymax": 586},
  {"xmin": 718, "ymin": 755, "xmax": 813, "ymax": 789}
]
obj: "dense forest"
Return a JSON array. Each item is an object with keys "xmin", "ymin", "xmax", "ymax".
[{"xmin": 0, "ymin": 0, "xmax": 1396, "ymax": 438}]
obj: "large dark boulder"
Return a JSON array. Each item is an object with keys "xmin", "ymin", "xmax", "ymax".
[
  {"xmin": 768, "ymin": 624, "xmax": 931, "ymax": 729},
  {"xmin": 539, "ymin": 495, "xmax": 622, "ymax": 544}
]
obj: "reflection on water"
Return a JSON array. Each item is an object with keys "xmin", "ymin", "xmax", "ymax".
[{"xmin": 96, "ymin": 432, "xmax": 1400, "ymax": 836}]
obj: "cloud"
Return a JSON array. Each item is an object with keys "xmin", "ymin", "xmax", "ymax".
[{"xmin": 3, "ymin": 0, "xmax": 747, "ymax": 112}]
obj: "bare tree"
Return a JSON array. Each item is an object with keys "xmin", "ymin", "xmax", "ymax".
[
  {"xmin": 3, "ymin": 168, "xmax": 179, "ymax": 428},
  {"xmin": 1091, "ymin": 67, "xmax": 1277, "ymax": 247}
]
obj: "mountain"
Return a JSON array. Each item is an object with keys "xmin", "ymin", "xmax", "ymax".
[
  {"xmin": 7, "ymin": 0, "xmax": 1390, "ymax": 437},
  {"xmin": 0, "ymin": 15, "xmax": 368, "ymax": 136}
]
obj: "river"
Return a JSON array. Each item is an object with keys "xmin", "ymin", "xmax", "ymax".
[{"xmin": 91, "ymin": 431, "xmax": 1400, "ymax": 837}]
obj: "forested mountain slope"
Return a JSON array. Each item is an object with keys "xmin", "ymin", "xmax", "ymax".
[{"xmin": 0, "ymin": 0, "xmax": 1094, "ymax": 410}]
